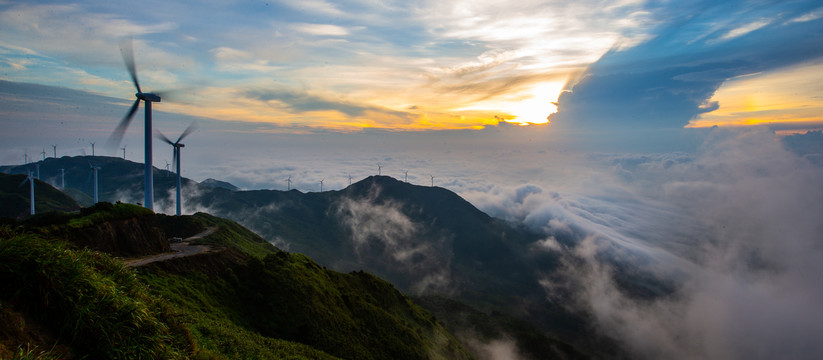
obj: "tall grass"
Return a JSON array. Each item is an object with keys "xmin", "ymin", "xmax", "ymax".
[{"xmin": 0, "ymin": 233, "xmax": 189, "ymax": 359}]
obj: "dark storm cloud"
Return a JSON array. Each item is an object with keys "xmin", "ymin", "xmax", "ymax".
[
  {"xmin": 550, "ymin": 1, "xmax": 823, "ymax": 131},
  {"xmin": 243, "ymin": 88, "xmax": 416, "ymax": 121}
]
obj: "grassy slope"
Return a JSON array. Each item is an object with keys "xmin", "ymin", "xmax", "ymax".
[
  {"xmin": 0, "ymin": 231, "xmax": 189, "ymax": 359},
  {"xmin": 140, "ymin": 212, "xmax": 473, "ymax": 360},
  {"xmin": 0, "ymin": 203, "xmax": 474, "ymax": 359}
]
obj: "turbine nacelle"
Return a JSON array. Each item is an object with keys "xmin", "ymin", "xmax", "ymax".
[{"xmin": 137, "ymin": 92, "xmax": 162, "ymax": 102}]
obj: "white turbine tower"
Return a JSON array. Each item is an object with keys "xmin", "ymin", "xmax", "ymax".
[
  {"xmin": 430, "ymin": 174, "xmax": 434, "ymax": 187},
  {"xmin": 51, "ymin": 144, "xmax": 57, "ymax": 158},
  {"xmin": 106, "ymin": 38, "xmax": 163, "ymax": 211},
  {"xmin": 23, "ymin": 152, "xmax": 28, "ymax": 164},
  {"xmin": 165, "ymin": 160, "xmax": 171, "ymax": 174},
  {"xmin": 122, "ymin": 146, "xmax": 127, "ymax": 159},
  {"xmin": 19, "ymin": 171, "xmax": 35, "ymax": 215},
  {"xmin": 157, "ymin": 123, "xmax": 196, "ymax": 216},
  {"xmin": 40, "ymin": 148, "xmax": 46, "ymax": 161},
  {"xmin": 34, "ymin": 164, "xmax": 40, "ymax": 180},
  {"xmin": 287, "ymin": 176, "xmax": 292, "ymax": 190},
  {"xmin": 320, "ymin": 178, "xmax": 324, "ymax": 192},
  {"xmin": 404, "ymin": 170, "xmax": 408, "ymax": 183},
  {"xmin": 88, "ymin": 161, "xmax": 101, "ymax": 204},
  {"xmin": 60, "ymin": 168, "xmax": 65, "ymax": 188},
  {"xmin": 90, "ymin": 142, "xmax": 95, "ymax": 156},
  {"xmin": 348, "ymin": 174, "xmax": 352, "ymax": 186},
  {"xmin": 377, "ymin": 163, "xmax": 382, "ymax": 175}
]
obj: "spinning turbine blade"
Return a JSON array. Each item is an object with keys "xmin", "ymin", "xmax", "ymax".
[
  {"xmin": 120, "ymin": 37, "xmax": 142, "ymax": 93},
  {"xmin": 176, "ymin": 122, "xmax": 198, "ymax": 143},
  {"xmin": 156, "ymin": 130, "xmax": 175, "ymax": 145},
  {"xmin": 106, "ymin": 98, "xmax": 140, "ymax": 148}
]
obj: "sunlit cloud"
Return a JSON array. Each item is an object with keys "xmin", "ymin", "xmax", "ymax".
[
  {"xmin": 291, "ymin": 23, "xmax": 353, "ymax": 36},
  {"xmin": 689, "ymin": 61, "xmax": 823, "ymax": 130},
  {"xmin": 717, "ymin": 19, "xmax": 770, "ymax": 41}
]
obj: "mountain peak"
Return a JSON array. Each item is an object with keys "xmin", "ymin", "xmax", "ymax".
[{"xmin": 200, "ymin": 178, "xmax": 239, "ymax": 191}]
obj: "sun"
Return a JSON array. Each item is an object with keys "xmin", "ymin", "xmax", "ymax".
[
  {"xmin": 505, "ymin": 82, "xmax": 564, "ymax": 125},
  {"xmin": 451, "ymin": 80, "xmax": 565, "ymax": 127}
]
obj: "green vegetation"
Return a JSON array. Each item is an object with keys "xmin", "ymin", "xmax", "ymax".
[
  {"xmin": 189, "ymin": 212, "xmax": 279, "ymax": 258},
  {"xmin": 136, "ymin": 236, "xmax": 472, "ymax": 359},
  {"xmin": 0, "ymin": 231, "xmax": 189, "ymax": 359},
  {"xmin": 137, "ymin": 272, "xmax": 340, "ymax": 360},
  {"xmin": 229, "ymin": 253, "xmax": 472, "ymax": 360},
  {"xmin": 67, "ymin": 202, "xmax": 154, "ymax": 227},
  {"xmin": 0, "ymin": 203, "xmax": 475, "ymax": 359}
]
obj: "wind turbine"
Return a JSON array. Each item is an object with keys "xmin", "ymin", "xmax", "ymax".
[
  {"xmin": 348, "ymin": 174, "xmax": 352, "ymax": 186},
  {"xmin": 106, "ymin": 37, "xmax": 163, "ymax": 211},
  {"xmin": 19, "ymin": 171, "xmax": 35, "ymax": 215},
  {"xmin": 164, "ymin": 160, "xmax": 171, "ymax": 174},
  {"xmin": 287, "ymin": 176, "xmax": 292, "ymax": 190},
  {"xmin": 377, "ymin": 163, "xmax": 382, "ymax": 176},
  {"xmin": 34, "ymin": 164, "xmax": 40, "ymax": 180},
  {"xmin": 88, "ymin": 161, "xmax": 101, "ymax": 204},
  {"xmin": 157, "ymin": 123, "xmax": 196, "ymax": 216},
  {"xmin": 23, "ymin": 152, "xmax": 28, "ymax": 164},
  {"xmin": 404, "ymin": 170, "xmax": 408, "ymax": 183},
  {"xmin": 60, "ymin": 167, "xmax": 65, "ymax": 188},
  {"xmin": 430, "ymin": 174, "xmax": 434, "ymax": 187},
  {"xmin": 40, "ymin": 148, "xmax": 46, "ymax": 161},
  {"xmin": 320, "ymin": 178, "xmax": 325, "ymax": 192},
  {"xmin": 121, "ymin": 146, "xmax": 127, "ymax": 159},
  {"xmin": 89, "ymin": 142, "xmax": 95, "ymax": 156},
  {"xmin": 51, "ymin": 144, "xmax": 57, "ymax": 158}
]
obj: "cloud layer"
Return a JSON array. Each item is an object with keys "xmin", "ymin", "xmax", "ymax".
[{"xmin": 465, "ymin": 127, "xmax": 823, "ymax": 359}]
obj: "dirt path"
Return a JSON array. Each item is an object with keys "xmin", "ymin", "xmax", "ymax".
[{"xmin": 124, "ymin": 226, "xmax": 218, "ymax": 267}]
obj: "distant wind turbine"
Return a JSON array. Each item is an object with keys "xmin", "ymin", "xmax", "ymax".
[
  {"xmin": 348, "ymin": 174, "xmax": 352, "ymax": 186},
  {"xmin": 377, "ymin": 163, "xmax": 382, "ymax": 176},
  {"xmin": 90, "ymin": 142, "xmax": 95, "ymax": 156},
  {"xmin": 157, "ymin": 123, "xmax": 197, "ymax": 216},
  {"xmin": 23, "ymin": 152, "xmax": 27, "ymax": 164},
  {"xmin": 404, "ymin": 170, "xmax": 408, "ymax": 183},
  {"xmin": 287, "ymin": 176, "xmax": 292, "ymax": 190},
  {"xmin": 51, "ymin": 144, "xmax": 57, "ymax": 158},
  {"xmin": 88, "ymin": 161, "xmax": 101, "ymax": 204},
  {"xmin": 165, "ymin": 160, "xmax": 171, "ymax": 174},
  {"xmin": 106, "ymin": 37, "xmax": 164, "ymax": 211},
  {"xmin": 60, "ymin": 167, "xmax": 65, "ymax": 188},
  {"xmin": 430, "ymin": 174, "xmax": 434, "ymax": 187},
  {"xmin": 41, "ymin": 148, "xmax": 46, "ymax": 161},
  {"xmin": 34, "ymin": 164, "xmax": 40, "ymax": 180},
  {"xmin": 122, "ymin": 146, "xmax": 127, "ymax": 159},
  {"xmin": 320, "ymin": 178, "xmax": 325, "ymax": 192},
  {"xmin": 19, "ymin": 171, "xmax": 35, "ymax": 215}
]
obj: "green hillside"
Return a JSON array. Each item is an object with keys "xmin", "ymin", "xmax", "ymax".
[
  {"xmin": 0, "ymin": 203, "xmax": 473, "ymax": 359},
  {"xmin": 0, "ymin": 173, "xmax": 80, "ymax": 219}
]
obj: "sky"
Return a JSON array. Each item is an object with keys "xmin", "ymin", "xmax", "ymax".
[{"xmin": 3, "ymin": 1, "xmax": 823, "ymax": 359}]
